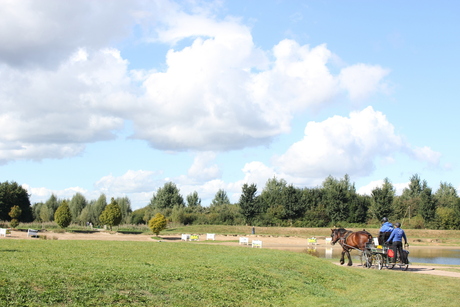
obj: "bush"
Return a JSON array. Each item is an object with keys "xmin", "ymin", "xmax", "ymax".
[
  {"xmin": 99, "ymin": 200, "xmax": 123, "ymax": 230},
  {"xmin": 148, "ymin": 213, "xmax": 167, "ymax": 235},
  {"xmin": 10, "ymin": 219, "xmax": 19, "ymax": 228},
  {"xmin": 54, "ymin": 201, "xmax": 72, "ymax": 228}
]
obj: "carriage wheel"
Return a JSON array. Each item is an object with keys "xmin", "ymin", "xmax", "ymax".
[
  {"xmin": 400, "ymin": 263, "xmax": 409, "ymax": 271},
  {"xmin": 360, "ymin": 251, "xmax": 371, "ymax": 268},
  {"xmin": 374, "ymin": 254, "xmax": 383, "ymax": 270}
]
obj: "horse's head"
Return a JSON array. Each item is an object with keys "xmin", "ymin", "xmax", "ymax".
[{"xmin": 330, "ymin": 228, "xmax": 346, "ymax": 245}]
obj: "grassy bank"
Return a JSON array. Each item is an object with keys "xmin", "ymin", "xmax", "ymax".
[{"xmin": 0, "ymin": 240, "xmax": 459, "ymax": 306}]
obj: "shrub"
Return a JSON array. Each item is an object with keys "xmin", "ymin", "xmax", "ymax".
[
  {"xmin": 99, "ymin": 199, "xmax": 123, "ymax": 230},
  {"xmin": 148, "ymin": 213, "xmax": 167, "ymax": 235},
  {"xmin": 54, "ymin": 201, "xmax": 72, "ymax": 228}
]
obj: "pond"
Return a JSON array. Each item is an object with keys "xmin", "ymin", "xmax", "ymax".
[{"xmin": 305, "ymin": 247, "xmax": 460, "ymax": 265}]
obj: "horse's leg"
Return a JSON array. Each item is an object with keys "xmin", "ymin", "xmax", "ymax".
[
  {"xmin": 346, "ymin": 249, "xmax": 353, "ymax": 266},
  {"xmin": 340, "ymin": 250, "xmax": 345, "ymax": 265}
]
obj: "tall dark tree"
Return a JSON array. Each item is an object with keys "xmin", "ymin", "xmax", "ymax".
[
  {"xmin": 0, "ymin": 181, "xmax": 33, "ymax": 222},
  {"xmin": 239, "ymin": 183, "xmax": 259, "ymax": 224},
  {"xmin": 419, "ymin": 184, "xmax": 436, "ymax": 222},
  {"xmin": 322, "ymin": 175, "xmax": 355, "ymax": 224},
  {"xmin": 281, "ymin": 185, "xmax": 303, "ymax": 222},
  {"xmin": 395, "ymin": 174, "xmax": 435, "ymax": 222},
  {"xmin": 116, "ymin": 196, "xmax": 132, "ymax": 223},
  {"xmin": 149, "ymin": 182, "xmax": 185, "ymax": 210},
  {"xmin": 370, "ymin": 178, "xmax": 395, "ymax": 220},
  {"xmin": 434, "ymin": 182, "xmax": 458, "ymax": 208},
  {"xmin": 69, "ymin": 193, "xmax": 87, "ymax": 223},
  {"xmin": 186, "ymin": 191, "xmax": 201, "ymax": 208},
  {"xmin": 259, "ymin": 177, "xmax": 287, "ymax": 214},
  {"xmin": 90, "ymin": 194, "xmax": 107, "ymax": 226},
  {"xmin": 210, "ymin": 189, "xmax": 230, "ymax": 207},
  {"xmin": 348, "ymin": 194, "xmax": 370, "ymax": 223},
  {"xmin": 46, "ymin": 194, "xmax": 60, "ymax": 219}
]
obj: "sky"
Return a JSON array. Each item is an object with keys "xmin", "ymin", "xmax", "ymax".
[{"xmin": 1, "ymin": 0, "xmax": 459, "ymax": 210}]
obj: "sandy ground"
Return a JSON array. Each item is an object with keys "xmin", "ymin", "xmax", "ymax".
[{"xmin": 2, "ymin": 229, "xmax": 460, "ymax": 278}]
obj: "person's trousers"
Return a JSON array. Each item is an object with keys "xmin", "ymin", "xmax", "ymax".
[
  {"xmin": 378, "ymin": 232, "xmax": 391, "ymax": 245},
  {"xmin": 392, "ymin": 241, "xmax": 407, "ymax": 263}
]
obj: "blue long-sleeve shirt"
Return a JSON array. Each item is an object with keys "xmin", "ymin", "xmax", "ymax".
[
  {"xmin": 387, "ymin": 228, "xmax": 407, "ymax": 243},
  {"xmin": 380, "ymin": 222, "xmax": 393, "ymax": 233}
]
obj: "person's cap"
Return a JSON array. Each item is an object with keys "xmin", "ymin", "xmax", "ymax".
[
  {"xmin": 394, "ymin": 222, "xmax": 401, "ymax": 227},
  {"xmin": 381, "ymin": 217, "xmax": 388, "ymax": 222}
]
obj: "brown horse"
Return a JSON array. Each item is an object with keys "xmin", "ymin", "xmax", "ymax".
[{"xmin": 330, "ymin": 228, "xmax": 373, "ymax": 266}]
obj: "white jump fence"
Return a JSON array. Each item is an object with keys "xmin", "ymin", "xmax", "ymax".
[
  {"xmin": 239, "ymin": 237, "xmax": 249, "ymax": 245},
  {"xmin": 27, "ymin": 229, "xmax": 39, "ymax": 237},
  {"xmin": 252, "ymin": 240, "xmax": 262, "ymax": 248},
  {"xmin": 0, "ymin": 228, "xmax": 11, "ymax": 237}
]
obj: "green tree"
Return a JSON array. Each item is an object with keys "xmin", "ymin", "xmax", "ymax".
[
  {"xmin": 281, "ymin": 185, "xmax": 303, "ymax": 223},
  {"xmin": 32, "ymin": 202, "xmax": 45, "ymax": 222},
  {"xmin": 186, "ymin": 191, "xmax": 201, "ymax": 208},
  {"xmin": 370, "ymin": 178, "xmax": 395, "ymax": 220},
  {"xmin": 91, "ymin": 194, "xmax": 107, "ymax": 226},
  {"xmin": 148, "ymin": 213, "xmax": 167, "ymax": 235},
  {"xmin": 39, "ymin": 205, "xmax": 52, "ymax": 222},
  {"xmin": 69, "ymin": 193, "xmax": 87, "ymax": 223},
  {"xmin": 54, "ymin": 200, "xmax": 72, "ymax": 228},
  {"xmin": 99, "ymin": 198, "xmax": 123, "ymax": 230},
  {"xmin": 116, "ymin": 197, "xmax": 132, "ymax": 224},
  {"xmin": 149, "ymin": 182, "xmax": 185, "ymax": 210},
  {"xmin": 0, "ymin": 181, "xmax": 33, "ymax": 222},
  {"xmin": 239, "ymin": 183, "xmax": 259, "ymax": 224},
  {"xmin": 210, "ymin": 189, "xmax": 230, "ymax": 207},
  {"xmin": 396, "ymin": 174, "xmax": 435, "ymax": 222},
  {"xmin": 419, "ymin": 184, "xmax": 436, "ymax": 222},
  {"xmin": 45, "ymin": 194, "xmax": 60, "ymax": 221},
  {"xmin": 9, "ymin": 205, "xmax": 22, "ymax": 228},
  {"xmin": 322, "ymin": 175, "xmax": 355, "ymax": 224},
  {"xmin": 131, "ymin": 208, "xmax": 147, "ymax": 224},
  {"xmin": 434, "ymin": 182, "xmax": 458, "ymax": 208},
  {"xmin": 259, "ymin": 177, "xmax": 287, "ymax": 215}
]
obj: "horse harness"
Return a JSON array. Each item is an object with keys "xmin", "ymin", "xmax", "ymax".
[{"xmin": 338, "ymin": 230, "xmax": 354, "ymax": 249}]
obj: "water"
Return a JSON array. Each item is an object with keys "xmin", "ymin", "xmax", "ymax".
[{"xmin": 307, "ymin": 247, "xmax": 460, "ymax": 265}]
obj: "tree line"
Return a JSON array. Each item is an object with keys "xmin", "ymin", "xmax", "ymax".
[{"xmin": 1, "ymin": 173, "xmax": 460, "ymax": 229}]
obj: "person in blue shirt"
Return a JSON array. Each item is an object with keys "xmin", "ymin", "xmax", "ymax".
[
  {"xmin": 386, "ymin": 222, "xmax": 409, "ymax": 263},
  {"xmin": 378, "ymin": 217, "xmax": 393, "ymax": 245}
]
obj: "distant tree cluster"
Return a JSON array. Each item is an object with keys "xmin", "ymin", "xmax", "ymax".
[{"xmin": 2, "ymin": 173, "xmax": 460, "ymax": 230}]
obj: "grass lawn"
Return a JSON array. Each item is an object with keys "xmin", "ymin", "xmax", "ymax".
[{"xmin": 1, "ymin": 239, "xmax": 460, "ymax": 306}]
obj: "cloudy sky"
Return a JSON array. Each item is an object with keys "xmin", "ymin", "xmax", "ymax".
[{"xmin": 1, "ymin": 0, "xmax": 458, "ymax": 209}]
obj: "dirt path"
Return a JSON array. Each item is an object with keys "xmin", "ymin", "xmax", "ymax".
[{"xmin": 3, "ymin": 230, "xmax": 460, "ymax": 278}]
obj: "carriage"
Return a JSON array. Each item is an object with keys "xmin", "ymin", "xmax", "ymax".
[
  {"xmin": 363, "ymin": 242, "xmax": 410, "ymax": 271},
  {"xmin": 330, "ymin": 228, "xmax": 409, "ymax": 270}
]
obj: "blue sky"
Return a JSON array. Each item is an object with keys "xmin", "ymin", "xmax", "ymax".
[{"xmin": 0, "ymin": 0, "xmax": 459, "ymax": 209}]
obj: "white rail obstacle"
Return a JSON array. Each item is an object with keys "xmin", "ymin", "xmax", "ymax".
[
  {"xmin": 206, "ymin": 233, "xmax": 215, "ymax": 240},
  {"xmin": 27, "ymin": 229, "xmax": 39, "ymax": 237},
  {"xmin": 325, "ymin": 237, "xmax": 332, "ymax": 244},
  {"xmin": 181, "ymin": 234, "xmax": 191, "ymax": 241},
  {"xmin": 307, "ymin": 237, "xmax": 317, "ymax": 245},
  {"xmin": 0, "ymin": 228, "xmax": 11, "ymax": 237},
  {"xmin": 239, "ymin": 237, "xmax": 249, "ymax": 245},
  {"xmin": 252, "ymin": 240, "xmax": 262, "ymax": 248}
]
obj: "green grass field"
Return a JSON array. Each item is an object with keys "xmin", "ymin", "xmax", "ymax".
[{"xmin": 1, "ymin": 239, "xmax": 459, "ymax": 306}]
